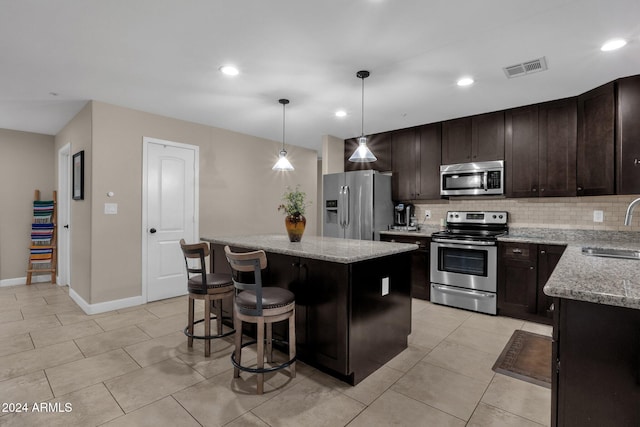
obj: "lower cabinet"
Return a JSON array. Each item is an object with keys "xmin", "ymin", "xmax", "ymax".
[
  {"xmin": 380, "ymin": 234, "xmax": 429, "ymax": 300},
  {"xmin": 552, "ymin": 298, "xmax": 640, "ymax": 426},
  {"xmin": 498, "ymin": 242, "xmax": 565, "ymax": 324}
]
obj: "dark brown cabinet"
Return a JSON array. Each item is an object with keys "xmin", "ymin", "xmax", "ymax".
[
  {"xmin": 506, "ymin": 100, "xmax": 577, "ymax": 198},
  {"xmin": 344, "ymin": 133, "xmax": 392, "ymax": 172},
  {"xmin": 505, "ymin": 105, "xmax": 539, "ymax": 198},
  {"xmin": 552, "ymin": 298, "xmax": 640, "ymax": 426},
  {"xmin": 498, "ymin": 242, "xmax": 565, "ymax": 324},
  {"xmin": 391, "ymin": 128, "xmax": 418, "ymax": 201},
  {"xmin": 380, "ymin": 233, "xmax": 429, "ymax": 300},
  {"xmin": 616, "ymin": 75, "xmax": 640, "ymax": 194},
  {"xmin": 441, "ymin": 112, "xmax": 504, "ymax": 164},
  {"xmin": 498, "ymin": 242, "xmax": 538, "ymax": 317},
  {"xmin": 538, "ymin": 98, "xmax": 577, "ymax": 197},
  {"xmin": 391, "ymin": 124, "xmax": 442, "ymax": 201},
  {"xmin": 577, "ymin": 82, "xmax": 615, "ymax": 196}
]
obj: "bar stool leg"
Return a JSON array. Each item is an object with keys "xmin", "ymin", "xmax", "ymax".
[
  {"xmin": 256, "ymin": 317, "xmax": 265, "ymax": 394},
  {"xmin": 289, "ymin": 308, "xmax": 296, "ymax": 378},
  {"xmin": 204, "ymin": 295, "xmax": 211, "ymax": 357},
  {"xmin": 266, "ymin": 322, "xmax": 273, "ymax": 363},
  {"xmin": 216, "ymin": 300, "xmax": 223, "ymax": 336},
  {"xmin": 187, "ymin": 297, "xmax": 195, "ymax": 348},
  {"xmin": 233, "ymin": 314, "xmax": 242, "ymax": 379}
]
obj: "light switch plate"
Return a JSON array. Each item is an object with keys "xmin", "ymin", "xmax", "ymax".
[
  {"xmin": 593, "ymin": 210, "xmax": 603, "ymax": 222},
  {"xmin": 424, "ymin": 210, "xmax": 431, "ymax": 220},
  {"xmin": 104, "ymin": 203, "xmax": 118, "ymax": 215},
  {"xmin": 382, "ymin": 277, "xmax": 389, "ymax": 296}
]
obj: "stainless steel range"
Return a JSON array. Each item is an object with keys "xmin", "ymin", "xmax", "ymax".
[{"xmin": 430, "ymin": 211, "xmax": 508, "ymax": 315}]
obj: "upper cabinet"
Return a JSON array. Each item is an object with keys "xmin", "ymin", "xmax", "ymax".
[
  {"xmin": 616, "ymin": 75, "xmax": 640, "ymax": 195},
  {"xmin": 538, "ymin": 98, "xmax": 577, "ymax": 197},
  {"xmin": 441, "ymin": 111, "xmax": 504, "ymax": 164},
  {"xmin": 505, "ymin": 105, "xmax": 539, "ymax": 198},
  {"xmin": 505, "ymin": 99, "xmax": 577, "ymax": 198},
  {"xmin": 391, "ymin": 123, "xmax": 442, "ymax": 201},
  {"xmin": 344, "ymin": 133, "xmax": 392, "ymax": 172},
  {"xmin": 577, "ymin": 82, "xmax": 615, "ymax": 196}
]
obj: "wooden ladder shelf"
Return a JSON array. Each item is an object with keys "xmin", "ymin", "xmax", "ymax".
[{"xmin": 26, "ymin": 189, "xmax": 57, "ymax": 285}]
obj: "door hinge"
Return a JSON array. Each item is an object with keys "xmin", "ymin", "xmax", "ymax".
[{"xmin": 556, "ymin": 359, "xmax": 561, "ymax": 373}]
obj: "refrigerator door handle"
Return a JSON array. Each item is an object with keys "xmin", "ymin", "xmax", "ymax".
[
  {"xmin": 338, "ymin": 186, "xmax": 346, "ymax": 228},
  {"xmin": 343, "ymin": 185, "xmax": 350, "ymax": 228}
]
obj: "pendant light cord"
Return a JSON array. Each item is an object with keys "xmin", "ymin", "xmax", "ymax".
[
  {"xmin": 282, "ymin": 101, "xmax": 286, "ymax": 150},
  {"xmin": 361, "ymin": 76, "xmax": 365, "ymax": 137}
]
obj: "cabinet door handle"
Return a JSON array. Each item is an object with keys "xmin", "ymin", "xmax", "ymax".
[
  {"xmin": 540, "ymin": 250, "xmax": 546, "ymax": 254},
  {"xmin": 577, "ymin": 186, "xmax": 583, "ymax": 191},
  {"xmin": 512, "ymin": 248, "xmax": 523, "ymax": 254},
  {"xmin": 540, "ymin": 188, "xmax": 545, "ymax": 192},
  {"xmin": 530, "ymin": 266, "xmax": 535, "ymax": 270},
  {"xmin": 532, "ymin": 188, "xmax": 537, "ymax": 192},
  {"xmin": 635, "ymin": 158, "xmax": 639, "ymax": 166}
]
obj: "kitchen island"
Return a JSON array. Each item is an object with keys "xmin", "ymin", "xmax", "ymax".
[{"xmin": 202, "ymin": 234, "xmax": 418, "ymax": 385}]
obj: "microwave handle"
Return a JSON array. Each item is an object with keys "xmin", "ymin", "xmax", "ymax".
[{"xmin": 483, "ymin": 171, "xmax": 488, "ymax": 191}]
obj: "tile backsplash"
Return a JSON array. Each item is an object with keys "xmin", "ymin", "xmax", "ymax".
[{"xmin": 414, "ymin": 195, "xmax": 640, "ymax": 232}]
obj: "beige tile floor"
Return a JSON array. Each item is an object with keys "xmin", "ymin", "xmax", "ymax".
[{"xmin": 0, "ymin": 283, "xmax": 552, "ymax": 426}]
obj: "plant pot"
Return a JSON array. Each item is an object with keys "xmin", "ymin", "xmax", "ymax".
[{"xmin": 285, "ymin": 214, "xmax": 306, "ymax": 242}]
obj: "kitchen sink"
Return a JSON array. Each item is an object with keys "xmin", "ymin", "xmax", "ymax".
[{"xmin": 581, "ymin": 247, "xmax": 640, "ymax": 260}]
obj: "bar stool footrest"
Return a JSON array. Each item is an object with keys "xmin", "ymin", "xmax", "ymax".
[
  {"xmin": 231, "ymin": 339, "xmax": 296, "ymax": 374},
  {"xmin": 184, "ymin": 316, "xmax": 235, "ymax": 340}
]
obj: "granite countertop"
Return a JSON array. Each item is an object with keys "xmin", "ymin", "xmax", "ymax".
[
  {"xmin": 500, "ymin": 228, "xmax": 640, "ymax": 310},
  {"xmin": 201, "ymin": 234, "xmax": 418, "ymax": 264}
]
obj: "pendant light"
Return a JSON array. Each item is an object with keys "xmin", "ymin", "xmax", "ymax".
[
  {"xmin": 272, "ymin": 98, "xmax": 294, "ymax": 171},
  {"xmin": 349, "ymin": 70, "xmax": 377, "ymax": 163}
]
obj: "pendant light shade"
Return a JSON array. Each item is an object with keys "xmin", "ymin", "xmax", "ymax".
[
  {"xmin": 272, "ymin": 98, "xmax": 294, "ymax": 171},
  {"xmin": 349, "ymin": 70, "xmax": 377, "ymax": 163}
]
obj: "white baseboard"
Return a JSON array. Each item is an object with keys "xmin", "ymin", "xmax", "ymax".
[
  {"xmin": 0, "ymin": 275, "xmax": 52, "ymax": 287},
  {"xmin": 69, "ymin": 288, "xmax": 145, "ymax": 315}
]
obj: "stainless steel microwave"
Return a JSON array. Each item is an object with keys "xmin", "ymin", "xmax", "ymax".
[{"xmin": 440, "ymin": 160, "xmax": 504, "ymax": 196}]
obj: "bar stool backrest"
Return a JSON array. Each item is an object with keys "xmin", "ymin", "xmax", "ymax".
[
  {"xmin": 179, "ymin": 239, "xmax": 209, "ymax": 286},
  {"xmin": 224, "ymin": 245, "xmax": 268, "ymax": 316}
]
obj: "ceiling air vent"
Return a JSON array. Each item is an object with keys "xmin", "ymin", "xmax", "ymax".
[{"xmin": 503, "ymin": 57, "xmax": 548, "ymax": 78}]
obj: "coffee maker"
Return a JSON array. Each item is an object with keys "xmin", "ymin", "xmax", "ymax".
[{"xmin": 393, "ymin": 203, "xmax": 414, "ymax": 228}]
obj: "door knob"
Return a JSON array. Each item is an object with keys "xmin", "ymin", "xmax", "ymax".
[{"xmin": 149, "ymin": 228, "xmax": 157, "ymax": 234}]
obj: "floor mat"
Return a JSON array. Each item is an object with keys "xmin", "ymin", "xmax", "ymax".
[{"xmin": 492, "ymin": 329, "xmax": 552, "ymax": 388}]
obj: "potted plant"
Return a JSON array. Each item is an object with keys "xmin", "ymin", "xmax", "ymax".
[{"xmin": 278, "ymin": 185, "xmax": 310, "ymax": 242}]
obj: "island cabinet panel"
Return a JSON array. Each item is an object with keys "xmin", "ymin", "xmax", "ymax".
[
  {"xmin": 577, "ymin": 82, "xmax": 615, "ymax": 196},
  {"xmin": 505, "ymin": 105, "xmax": 539, "ymax": 198},
  {"xmin": 538, "ymin": 98, "xmax": 577, "ymax": 197},
  {"xmin": 344, "ymin": 133, "xmax": 392, "ymax": 172},
  {"xmin": 553, "ymin": 298, "xmax": 640, "ymax": 426},
  {"xmin": 536, "ymin": 244, "xmax": 565, "ymax": 320},
  {"xmin": 616, "ymin": 75, "xmax": 640, "ymax": 194}
]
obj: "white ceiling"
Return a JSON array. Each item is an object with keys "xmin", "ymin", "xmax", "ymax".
[{"xmin": 1, "ymin": 0, "xmax": 639, "ymax": 156}]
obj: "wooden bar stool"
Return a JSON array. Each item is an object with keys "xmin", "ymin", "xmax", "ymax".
[
  {"xmin": 224, "ymin": 246, "xmax": 296, "ymax": 394},
  {"xmin": 180, "ymin": 239, "xmax": 235, "ymax": 357}
]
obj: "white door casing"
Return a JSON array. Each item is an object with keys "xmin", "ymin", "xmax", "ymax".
[
  {"xmin": 57, "ymin": 143, "xmax": 71, "ymax": 287},
  {"xmin": 142, "ymin": 137, "xmax": 198, "ymax": 302}
]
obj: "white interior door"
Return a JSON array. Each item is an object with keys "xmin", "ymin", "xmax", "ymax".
[
  {"xmin": 143, "ymin": 138, "xmax": 198, "ymax": 302},
  {"xmin": 57, "ymin": 143, "xmax": 71, "ymax": 287}
]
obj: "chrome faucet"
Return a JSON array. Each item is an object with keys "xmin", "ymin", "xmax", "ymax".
[{"xmin": 624, "ymin": 197, "xmax": 640, "ymax": 226}]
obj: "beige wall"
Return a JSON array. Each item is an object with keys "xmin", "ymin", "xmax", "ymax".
[
  {"xmin": 0, "ymin": 129, "xmax": 55, "ymax": 281},
  {"xmin": 414, "ymin": 195, "xmax": 640, "ymax": 232},
  {"xmin": 87, "ymin": 101, "xmax": 317, "ymax": 304},
  {"xmin": 54, "ymin": 102, "xmax": 93, "ymax": 301}
]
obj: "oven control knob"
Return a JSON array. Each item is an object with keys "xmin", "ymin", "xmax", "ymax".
[
  {"xmin": 499, "ymin": 215, "xmax": 503, "ymax": 219},
  {"xmin": 492, "ymin": 215, "xmax": 497, "ymax": 219},
  {"xmin": 454, "ymin": 214, "xmax": 459, "ymax": 218}
]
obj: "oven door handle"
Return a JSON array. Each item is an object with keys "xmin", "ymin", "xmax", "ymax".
[
  {"xmin": 432, "ymin": 238, "xmax": 496, "ymax": 246},
  {"xmin": 432, "ymin": 285, "xmax": 496, "ymax": 299}
]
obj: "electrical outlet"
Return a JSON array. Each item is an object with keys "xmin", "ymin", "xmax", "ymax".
[
  {"xmin": 593, "ymin": 210, "xmax": 604, "ymax": 222},
  {"xmin": 424, "ymin": 210, "xmax": 431, "ymax": 220}
]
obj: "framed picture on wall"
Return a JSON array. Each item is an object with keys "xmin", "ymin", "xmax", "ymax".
[{"xmin": 72, "ymin": 150, "xmax": 84, "ymax": 200}]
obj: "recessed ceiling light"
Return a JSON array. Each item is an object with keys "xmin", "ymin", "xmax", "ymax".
[
  {"xmin": 457, "ymin": 77, "xmax": 474, "ymax": 87},
  {"xmin": 219, "ymin": 65, "xmax": 239, "ymax": 76},
  {"xmin": 335, "ymin": 110, "xmax": 347, "ymax": 117},
  {"xmin": 601, "ymin": 38, "xmax": 627, "ymax": 51}
]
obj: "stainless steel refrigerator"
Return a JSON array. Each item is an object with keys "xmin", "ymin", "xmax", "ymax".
[{"xmin": 322, "ymin": 170, "xmax": 393, "ymax": 240}]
